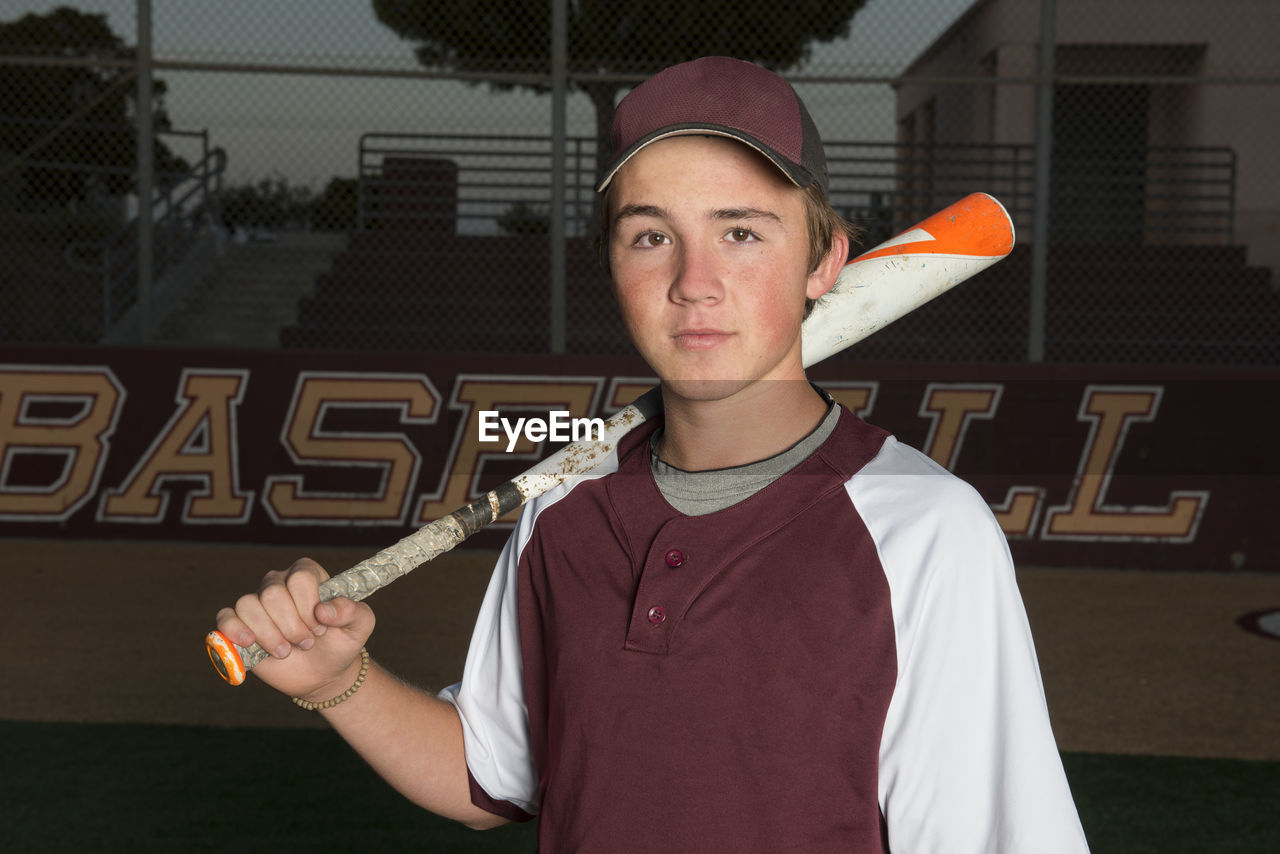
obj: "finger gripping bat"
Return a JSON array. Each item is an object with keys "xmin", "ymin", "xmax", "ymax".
[{"xmin": 205, "ymin": 191, "xmax": 1015, "ymax": 685}]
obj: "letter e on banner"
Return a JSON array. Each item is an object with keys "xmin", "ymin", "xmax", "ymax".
[
  {"xmin": 604, "ymin": 377, "xmax": 657, "ymax": 413},
  {"xmin": 416, "ymin": 375, "xmax": 601, "ymax": 524}
]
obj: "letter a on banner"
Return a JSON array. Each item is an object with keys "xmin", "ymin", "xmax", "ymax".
[{"xmin": 100, "ymin": 369, "xmax": 253, "ymax": 524}]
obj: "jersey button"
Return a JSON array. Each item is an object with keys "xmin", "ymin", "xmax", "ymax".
[
  {"xmin": 664, "ymin": 549, "xmax": 685, "ymax": 568},
  {"xmin": 647, "ymin": 606, "xmax": 666, "ymax": 625}
]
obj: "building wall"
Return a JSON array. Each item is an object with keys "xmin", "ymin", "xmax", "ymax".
[{"xmin": 895, "ymin": 0, "xmax": 1279, "ymax": 272}]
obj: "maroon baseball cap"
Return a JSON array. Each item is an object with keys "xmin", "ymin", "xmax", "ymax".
[{"xmin": 596, "ymin": 56, "xmax": 829, "ymax": 194}]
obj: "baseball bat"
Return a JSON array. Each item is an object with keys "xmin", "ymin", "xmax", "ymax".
[{"xmin": 205, "ymin": 191, "xmax": 1015, "ymax": 685}]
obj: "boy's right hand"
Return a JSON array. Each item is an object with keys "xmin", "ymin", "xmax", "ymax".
[{"xmin": 214, "ymin": 557, "xmax": 375, "ymax": 703}]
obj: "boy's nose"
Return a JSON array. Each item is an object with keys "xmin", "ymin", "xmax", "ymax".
[{"xmin": 669, "ymin": 244, "xmax": 724, "ymax": 304}]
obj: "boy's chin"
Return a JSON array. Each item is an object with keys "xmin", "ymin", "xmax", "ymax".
[{"xmin": 660, "ymin": 377, "xmax": 755, "ymax": 403}]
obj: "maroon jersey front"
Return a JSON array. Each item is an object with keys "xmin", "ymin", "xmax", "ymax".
[{"xmin": 512, "ymin": 412, "xmax": 896, "ymax": 851}]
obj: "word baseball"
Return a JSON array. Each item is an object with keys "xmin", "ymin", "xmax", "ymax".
[{"xmin": 478, "ymin": 410, "xmax": 605, "ymax": 452}]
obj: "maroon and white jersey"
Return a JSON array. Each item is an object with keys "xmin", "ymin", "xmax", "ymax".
[{"xmin": 441, "ymin": 406, "xmax": 1089, "ymax": 852}]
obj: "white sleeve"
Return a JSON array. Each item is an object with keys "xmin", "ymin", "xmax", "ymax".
[
  {"xmin": 437, "ymin": 493, "xmax": 547, "ymax": 816},
  {"xmin": 849, "ymin": 438, "xmax": 1089, "ymax": 853}
]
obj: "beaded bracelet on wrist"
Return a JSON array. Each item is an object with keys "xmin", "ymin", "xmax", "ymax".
[{"xmin": 292, "ymin": 647, "xmax": 370, "ymax": 711}]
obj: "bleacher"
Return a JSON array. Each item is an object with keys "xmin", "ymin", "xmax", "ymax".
[
  {"xmin": 280, "ymin": 154, "xmax": 1278, "ymax": 365},
  {"xmin": 838, "ymin": 242, "xmax": 1279, "ymax": 365},
  {"xmin": 282, "ymin": 231, "xmax": 1277, "ymax": 366},
  {"xmin": 281, "ymin": 230, "xmax": 622, "ymax": 354}
]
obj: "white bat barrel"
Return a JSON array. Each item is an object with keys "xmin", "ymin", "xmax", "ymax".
[
  {"xmin": 803, "ymin": 252, "xmax": 1004, "ymax": 368},
  {"xmin": 803, "ymin": 192, "xmax": 1015, "ymax": 368}
]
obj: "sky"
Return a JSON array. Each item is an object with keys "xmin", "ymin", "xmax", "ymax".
[{"xmin": 1, "ymin": 0, "xmax": 976, "ymax": 187}]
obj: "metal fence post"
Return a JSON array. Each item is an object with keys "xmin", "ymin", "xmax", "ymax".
[
  {"xmin": 1028, "ymin": 0, "xmax": 1057, "ymax": 362},
  {"xmin": 102, "ymin": 251, "xmax": 111, "ymax": 337},
  {"xmin": 165, "ymin": 186, "xmax": 175, "ymax": 272},
  {"xmin": 135, "ymin": 0, "xmax": 154, "ymax": 344},
  {"xmin": 549, "ymin": 0, "xmax": 568, "ymax": 354}
]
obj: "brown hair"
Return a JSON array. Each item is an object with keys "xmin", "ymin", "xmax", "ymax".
[{"xmin": 799, "ymin": 184, "xmax": 863, "ymax": 317}]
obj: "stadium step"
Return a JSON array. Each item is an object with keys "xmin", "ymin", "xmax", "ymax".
[{"xmin": 156, "ymin": 233, "xmax": 346, "ymax": 347}]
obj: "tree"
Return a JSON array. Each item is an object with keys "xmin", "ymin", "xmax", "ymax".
[
  {"xmin": 497, "ymin": 200, "xmax": 549, "ymax": 235},
  {"xmin": 221, "ymin": 176, "xmax": 313, "ymax": 232},
  {"xmin": 372, "ymin": 0, "xmax": 866, "ymax": 177},
  {"xmin": 0, "ymin": 7, "xmax": 185, "ymax": 208},
  {"xmin": 310, "ymin": 177, "xmax": 358, "ymax": 231}
]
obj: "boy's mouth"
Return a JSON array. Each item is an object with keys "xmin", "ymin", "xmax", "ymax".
[{"xmin": 673, "ymin": 329, "xmax": 732, "ymax": 350}]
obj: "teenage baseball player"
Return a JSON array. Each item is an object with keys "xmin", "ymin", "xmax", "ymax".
[{"xmin": 217, "ymin": 56, "xmax": 1089, "ymax": 851}]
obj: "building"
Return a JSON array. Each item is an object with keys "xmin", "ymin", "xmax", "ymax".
[{"xmin": 894, "ymin": 0, "xmax": 1278, "ymax": 276}]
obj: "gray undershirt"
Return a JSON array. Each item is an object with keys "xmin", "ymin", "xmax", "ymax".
[{"xmin": 650, "ymin": 397, "xmax": 841, "ymax": 516}]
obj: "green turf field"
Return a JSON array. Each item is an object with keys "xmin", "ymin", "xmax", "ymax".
[{"xmin": 6, "ymin": 721, "xmax": 1277, "ymax": 852}]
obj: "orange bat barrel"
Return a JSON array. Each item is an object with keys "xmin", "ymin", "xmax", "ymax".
[{"xmin": 801, "ymin": 192, "xmax": 1015, "ymax": 368}]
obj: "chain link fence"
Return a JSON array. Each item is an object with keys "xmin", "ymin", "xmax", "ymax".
[{"xmin": 2, "ymin": 0, "xmax": 1277, "ymax": 364}]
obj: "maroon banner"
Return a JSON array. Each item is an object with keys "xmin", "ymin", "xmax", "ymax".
[{"xmin": 2, "ymin": 345, "xmax": 1276, "ymax": 572}]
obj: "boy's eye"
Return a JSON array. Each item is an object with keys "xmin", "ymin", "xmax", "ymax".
[
  {"xmin": 727, "ymin": 228, "xmax": 757, "ymax": 242},
  {"xmin": 635, "ymin": 231, "xmax": 669, "ymax": 247}
]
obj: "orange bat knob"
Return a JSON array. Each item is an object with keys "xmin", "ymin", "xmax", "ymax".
[{"xmin": 206, "ymin": 630, "xmax": 247, "ymax": 686}]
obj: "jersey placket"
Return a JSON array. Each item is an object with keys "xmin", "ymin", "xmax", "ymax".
[{"xmin": 623, "ymin": 516, "xmax": 707, "ymax": 654}]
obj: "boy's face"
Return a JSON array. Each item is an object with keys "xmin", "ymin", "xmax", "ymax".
[{"xmin": 606, "ymin": 135, "xmax": 836, "ymax": 403}]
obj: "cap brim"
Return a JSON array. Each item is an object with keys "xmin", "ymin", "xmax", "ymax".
[{"xmin": 595, "ymin": 126, "xmax": 813, "ymax": 193}]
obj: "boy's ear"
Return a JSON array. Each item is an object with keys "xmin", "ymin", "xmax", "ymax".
[{"xmin": 806, "ymin": 230, "xmax": 849, "ymax": 301}]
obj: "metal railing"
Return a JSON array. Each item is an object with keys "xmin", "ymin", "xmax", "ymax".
[
  {"xmin": 357, "ymin": 132, "xmax": 598, "ymax": 235},
  {"xmin": 354, "ymin": 133, "xmax": 1236, "ymax": 245},
  {"xmin": 63, "ymin": 143, "xmax": 227, "ymax": 336},
  {"xmin": 825, "ymin": 141, "xmax": 1038, "ymax": 245}
]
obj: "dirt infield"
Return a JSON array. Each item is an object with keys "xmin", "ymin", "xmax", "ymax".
[{"xmin": 4, "ymin": 538, "xmax": 1278, "ymax": 760}]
